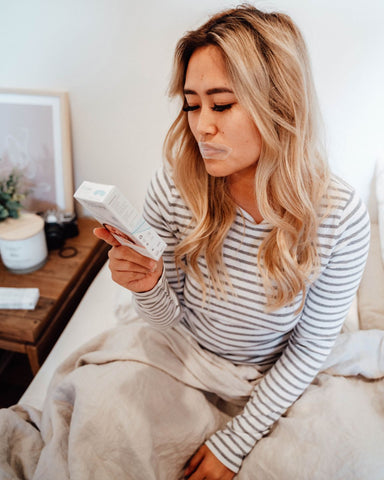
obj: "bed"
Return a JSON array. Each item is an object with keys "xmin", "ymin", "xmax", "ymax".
[{"xmin": 0, "ymin": 165, "xmax": 383, "ymax": 479}]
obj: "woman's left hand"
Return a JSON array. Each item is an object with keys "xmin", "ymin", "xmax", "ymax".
[{"xmin": 184, "ymin": 444, "xmax": 236, "ymax": 480}]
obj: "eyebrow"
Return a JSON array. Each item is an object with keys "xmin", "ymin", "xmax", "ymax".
[{"xmin": 183, "ymin": 87, "xmax": 234, "ymax": 95}]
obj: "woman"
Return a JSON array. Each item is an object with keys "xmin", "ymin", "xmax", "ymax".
[{"xmin": 95, "ymin": 5, "xmax": 369, "ymax": 479}]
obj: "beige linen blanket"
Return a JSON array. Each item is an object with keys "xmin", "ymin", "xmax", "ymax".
[{"xmin": 1, "ymin": 319, "xmax": 384, "ymax": 480}]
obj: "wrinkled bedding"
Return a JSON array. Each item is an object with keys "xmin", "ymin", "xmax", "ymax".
[{"xmin": 1, "ymin": 319, "xmax": 383, "ymax": 480}]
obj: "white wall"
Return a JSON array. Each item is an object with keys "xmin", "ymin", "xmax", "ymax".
[{"xmin": 1, "ymin": 0, "xmax": 383, "ymax": 213}]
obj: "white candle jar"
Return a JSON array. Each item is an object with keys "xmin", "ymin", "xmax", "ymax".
[{"xmin": 0, "ymin": 212, "xmax": 48, "ymax": 274}]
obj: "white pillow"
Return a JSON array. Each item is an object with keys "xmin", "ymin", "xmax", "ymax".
[
  {"xmin": 342, "ymin": 295, "xmax": 359, "ymax": 333},
  {"xmin": 358, "ymin": 223, "xmax": 384, "ymax": 330},
  {"xmin": 375, "ymin": 158, "xmax": 384, "ymax": 266}
]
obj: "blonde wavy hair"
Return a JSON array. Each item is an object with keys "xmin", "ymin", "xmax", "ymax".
[{"xmin": 164, "ymin": 5, "xmax": 331, "ymax": 311}]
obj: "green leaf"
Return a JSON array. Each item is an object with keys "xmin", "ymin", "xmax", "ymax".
[
  {"xmin": 0, "ymin": 168, "xmax": 27, "ymax": 220},
  {"xmin": 0, "ymin": 205, "xmax": 9, "ymax": 221}
]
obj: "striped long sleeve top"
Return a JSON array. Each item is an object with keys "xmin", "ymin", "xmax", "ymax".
[{"xmin": 133, "ymin": 165, "xmax": 370, "ymax": 473}]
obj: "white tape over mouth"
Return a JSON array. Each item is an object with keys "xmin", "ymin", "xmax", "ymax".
[{"xmin": 198, "ymin": 142, "xmax": 232, "ymax": 160}]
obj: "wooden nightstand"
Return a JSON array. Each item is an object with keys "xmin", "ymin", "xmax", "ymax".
[{"xmin": 0, "ymin": 218, "xmax": 109, "ymax": 375}]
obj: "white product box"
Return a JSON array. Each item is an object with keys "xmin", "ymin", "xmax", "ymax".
[
  {"xmin": 74, "ymin": 181, "xmax": 166, "ymax": 261},
  {"xmin": 0, "ymin": 287, "xmax": 40, "ymax": 310}
]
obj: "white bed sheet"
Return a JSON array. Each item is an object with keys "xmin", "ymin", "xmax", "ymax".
[{"xmin": 19, "ymin": 262, "xmax": 128, "ymax": 410}]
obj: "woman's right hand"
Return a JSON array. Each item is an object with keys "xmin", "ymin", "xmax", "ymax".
[{"xmin": 93, "ymin": 227, "xmax": 163, "ymax": 293}]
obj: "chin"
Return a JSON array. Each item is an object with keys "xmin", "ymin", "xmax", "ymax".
[{"xmin": 203, "ymin": 159, "xmax": 231, "ymax": 177}]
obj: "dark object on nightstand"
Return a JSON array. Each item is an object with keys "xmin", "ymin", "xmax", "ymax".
[{"xmin": 41, "ymin": 210, "xmax": 79, "ymax": 250}]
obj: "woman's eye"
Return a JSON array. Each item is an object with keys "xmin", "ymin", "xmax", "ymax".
[
  {"xmin": 212, "ymin": 104, "xmax": 233, "ymax": 112},
  {"xmin": 182, "ymin": 104, "xmax": 199, "ymax": 112},
  {"xmin": 182, "ymin": 103, "xmax": 233, "ymax": 113}
]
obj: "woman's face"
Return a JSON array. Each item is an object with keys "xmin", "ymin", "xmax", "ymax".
[{"xmin": 184, "ymin": 45, "xmax": 262, "ymax": 182}]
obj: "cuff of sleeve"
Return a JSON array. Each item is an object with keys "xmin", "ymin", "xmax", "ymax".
[
  {"xmin": 205, "ymin": 435, "xmax": 244, "ymax": 474},
  {"xmin": 132, "ymin": 267, "xmax": 182, "ymax": 328},
  {"xmin": 132, "ymin": 267, "xmax": 167, "ymax": 300},
  {"xmin": 205, "ymin": 416, "xmax": 264, "ymax": 474}
]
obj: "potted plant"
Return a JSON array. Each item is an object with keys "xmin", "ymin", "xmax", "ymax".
[{"xmin": 0, "ymin": 170, "xmax": 26, "ymax": 221}]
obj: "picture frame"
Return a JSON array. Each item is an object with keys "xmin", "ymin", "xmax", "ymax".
[{"xmin": 0, "ymin": 88, "xmax": 74, "ymax": 214}]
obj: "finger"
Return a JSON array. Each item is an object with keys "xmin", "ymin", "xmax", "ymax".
[
  {"xmin": 109, "ymin": 256, "xmax": 155, "ymax": 275},
  {"xmin": 185, "ymin": 467, "xmax": 205, "ymax": 480},
  {"xmin": 95, "ymin": 227, "xmax": 163, "ymax": 273},
  {"xmin": 108, "ymin": 247, "xmax": 159, "ymax": 273},
  {"xmin": 184, "ymin": 446, "xmax": 206, "ymax": 477},
  {"xmin": 93, "ymin": 227, "xmax": 121, "ymax": 247},
  {"xmin": 111, "ymin": 269, "xmax": 148, "ymax": 288}
]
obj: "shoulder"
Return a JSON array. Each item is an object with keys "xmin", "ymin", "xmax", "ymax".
[
  {"xmin": 144, "ymin": 164, "xmax": 192, "ymax": 231},
  {"xmin": 147, "ymin": 164, "xmax": 175, "ymax": 199},
  {"xmin": 324, "ymin": 175, "xmax": 370, "ymax": 228},
  {"xmin": 146, "ymin": 165, "xmax": 186, "ymax": 209},
  {"xmin": 318, "ymin": 175, "xmax": 370, "ymax": 252}
]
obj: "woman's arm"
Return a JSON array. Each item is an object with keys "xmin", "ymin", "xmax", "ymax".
[
  {"xmin": 204, "ymin": 192, "xmax": 371, "ymax": 473},
  {"xmin": 94, "ymin": 167, "xmax": 186, "ymax": 328},
  {"xmin": 131, "ymin": 167, "xmax": 188, "ymax": 328}
]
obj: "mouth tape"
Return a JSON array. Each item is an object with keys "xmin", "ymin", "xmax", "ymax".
[{"xmin": 198, "ymin": 142, "xmax": 232, "ymax": 160}]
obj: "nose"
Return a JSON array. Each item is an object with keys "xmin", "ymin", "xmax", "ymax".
[{"xmin": 196, "ymin": 106, "xmax": 218, "ymax": 137}]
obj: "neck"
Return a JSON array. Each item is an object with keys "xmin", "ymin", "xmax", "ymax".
[{"xmin": 228, "ymin": 174, "xmax": 263, "ymax": 224}]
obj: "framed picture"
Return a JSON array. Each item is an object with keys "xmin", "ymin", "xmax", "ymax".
[{"xmin": 0, "ymin": 88, "xmax": 74, "ymax": 214}]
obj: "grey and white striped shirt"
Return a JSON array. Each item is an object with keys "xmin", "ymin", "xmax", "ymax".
[{"xmin": 133, "ymin": 165, "xmax": 370, "ymax": 472}]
